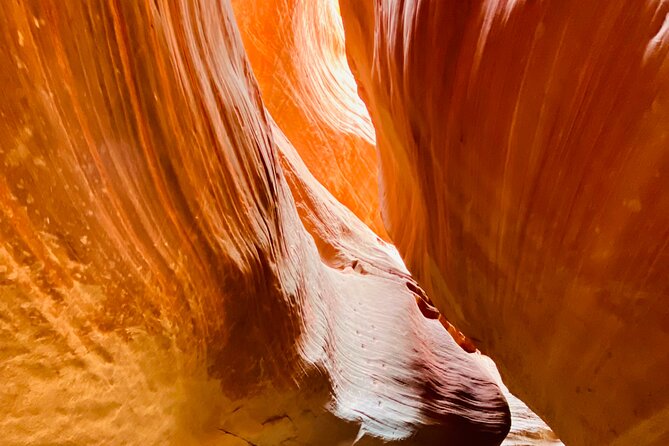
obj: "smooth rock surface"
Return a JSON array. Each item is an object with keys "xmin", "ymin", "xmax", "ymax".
[
  {"xmin": 0, "ymin": 1, "xmax": 510, "ymax": 445},
  {"xmin": 339, "ymin": 1, "xmax": 669, "ymax": 444},
  {"xmin": 231, "ymin": 0, "xmax": 385, "ymax": 237},
  {"xmin": 232, "ymin": 1, "xmax": 561, "ymax": 441}
]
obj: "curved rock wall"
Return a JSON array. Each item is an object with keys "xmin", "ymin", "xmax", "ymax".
[
  {"xmin": 339, "ymin": 1, "xmax": 669, "ymax": 444},
  {"xmin": 231, "ymin": 0, "xmax": 385, "ymax": 237},
  {"xmin": 0, "ymin": 1, "xmax": 510, "ymax": 445}
]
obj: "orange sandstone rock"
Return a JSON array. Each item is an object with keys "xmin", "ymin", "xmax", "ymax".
[
  {"xmin": 231, "ymin": 0, "xmax": 386, "ymax": 238},
  {"xmin": 0, "ymin": 1, "xmax": 510, "ymax": 445},
  {"xmin": 339, "ymin": 1, "xmax": 669, "ymax": 444}
]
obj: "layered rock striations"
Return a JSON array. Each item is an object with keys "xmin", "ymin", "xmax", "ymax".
[
  {"xmin": 0, "ymin": 1, "xmax": 510, "ymax": 445},
  {"xmin": 231, "ymin": 0, "xmax": 385, "ymax": 237},
  {"xmin": 339, "ymin": 1, "xmax": 669, "ymax": 445}
]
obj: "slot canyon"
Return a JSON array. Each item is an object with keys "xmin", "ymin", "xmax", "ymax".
[{"xmin": 0, "ymin": 1, "xmax": 667, "ymax": 445}]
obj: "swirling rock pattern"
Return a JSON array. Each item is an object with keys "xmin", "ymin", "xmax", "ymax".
[
  {"xmin": 339, "ymin": 1, "xmax": 669, "ymax": 445},
  {"xmin": 0, "ymin": 1, "xmax": 510, "ymax": 445}
]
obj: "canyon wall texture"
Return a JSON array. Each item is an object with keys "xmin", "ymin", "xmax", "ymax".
[
  {"xmin": 0, "ymin": 1, "xmax": 511, "ymax": 445},
  {"xmin": 338, "ymin": 1, "xmax": 669, "ymax": 445},
  {"xmin": 231, "ymin": 0, "xmax": 385, "ymax": 237}
]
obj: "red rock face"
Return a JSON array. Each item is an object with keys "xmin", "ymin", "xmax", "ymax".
[
  {"xmin": 0, "ymin": 1, "xmax": 511, "ymax": 445},
  {"xmin": 339, "ymin": 1, "xmax": 669, "ymax": 445}
]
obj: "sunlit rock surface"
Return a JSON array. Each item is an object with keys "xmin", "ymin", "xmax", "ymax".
[
  {"xmin": 230, "ymin": 0, "xmax": 385, "ymax": 237},
  {"xmin": 0, "ymin": 1, "xmax": 511, "ymax": 445},
  {"xmin": 339, "ymin": 1, "xmax": 669, "ymax": 445},
  {"xmin": 232, "ymin": 2, "xmax": 561, "ymax": 444}
]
